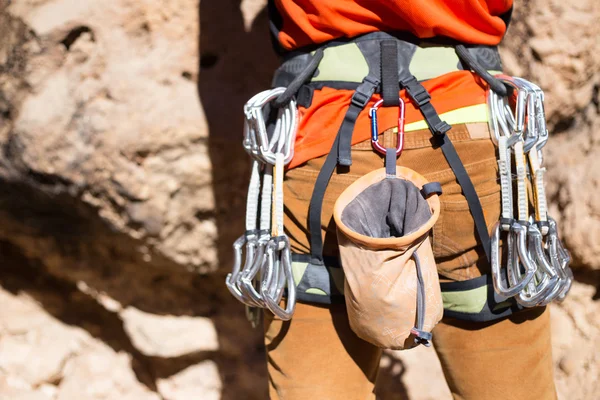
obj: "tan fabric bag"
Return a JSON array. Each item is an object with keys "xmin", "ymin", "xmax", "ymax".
[{"xmin": 333, "ymin": 166, "xmax": 443, "ymax": 350}]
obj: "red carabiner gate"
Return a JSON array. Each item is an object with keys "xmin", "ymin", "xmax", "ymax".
[{"xmin": 369, "ymin": 98, "xmax": 406, "ymax": 156}]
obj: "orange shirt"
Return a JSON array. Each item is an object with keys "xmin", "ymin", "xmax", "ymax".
[
  {"xmin": 269, "ymin": 0, "xmax": 513, "ymax": 168},
  {"xmin": 289, "ymin": 72, "xmax": 489, "ymax": 168},
  {"xmin": 271, "ymin": 0, "xmax": 513, "ymax": 51}
]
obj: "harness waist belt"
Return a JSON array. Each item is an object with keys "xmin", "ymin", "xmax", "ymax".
[
  {"xmin": 273, "ymin": 32, "xmax": 503, "ymax": 89},
  {"xmin": 290, "ymin": 253, "xmax": 524, "ymax": 322}
]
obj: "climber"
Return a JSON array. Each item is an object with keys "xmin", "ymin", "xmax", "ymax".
[{"xmin": 257, "ymin": 1, "xmax": 557, "ymax": 399}]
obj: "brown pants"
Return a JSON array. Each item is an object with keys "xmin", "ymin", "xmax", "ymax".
[{"xmin": 264, "ymin": 124, "xmax": 557, "ymax": 399}]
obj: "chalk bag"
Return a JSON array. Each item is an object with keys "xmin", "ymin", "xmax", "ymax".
[{"xmin": 333, "ymin": 166, "xmax": 444, "ymax": 350}]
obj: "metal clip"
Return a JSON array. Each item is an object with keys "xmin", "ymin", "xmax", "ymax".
[{"xmin": 369, "ymin": 98, "xmax": 406, "ymax": 155}]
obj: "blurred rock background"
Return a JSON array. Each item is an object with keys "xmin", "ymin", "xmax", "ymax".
[{"xmin": 0, "ymin": 0, "xmax": 598, "ymax": 398}]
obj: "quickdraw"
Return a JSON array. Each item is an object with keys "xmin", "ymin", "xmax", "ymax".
[
  {"xmin": 487, "ymin": 75, "xmax": 573, "ymax": 307},
  {"xmin": 226, "ymin": 88, "xmax": 298, "ymax": 322}
]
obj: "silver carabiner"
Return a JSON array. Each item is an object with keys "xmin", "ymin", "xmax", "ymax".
[
  {"xmin": 491, "ymin": 222, "xmax": 536, "ymax": 297},
  {"xmin": 516, "ymin": 225, "xmax": 559, "ymax": 306},
  {"xmin": 233, "ymin": 233, "xmax": 266, "ymax": 307},
  {"xmin": 227, "ymin": 158, "xmax": 265, "ymax": 307},
  {"xmin": 515, "ymin": 79, "xmax": 548, "ymax": 151},
  {"xmin": 506, "ymin": 223, "xmax": 537, "ymax": 294},
  {"xmin": 547, "ymin": 218, "xmax": 573, "ymax": 301},
  {"xmin": 244, "ymin": 90, "xmax": 277, "ymax": 159},
  {"xmin": 238, "ymin": 233, "xmax": 270, "ymax": 307},
  {"xmin": 491, "ymin": 222, "xmax": 517, "ymax": 297},
  {"xmin": 512, "ymin": 78, "xmax": 539, "ymax": 152},
  {"xmin": 546, "ymin": 235, "xmax": 572, "ymax": 303},
  {"xmin": 250, "ymin": 88, "xmax": 297, "ymax": 165},
  {"xmin": 260, "ymin": 236, "xmax": 296, "ymax": 321},
  {"xmin": 226, "ymin": 234, "xmax": 249, "ymax": 302},
  {"xmin": 495, "ymin": 75, "xmax": 527, "ymax": 135}
]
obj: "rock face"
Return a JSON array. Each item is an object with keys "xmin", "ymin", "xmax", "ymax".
[
  {"xmin": 0, "ymin": 288, "xmax": 160, "ymax": 400},
  {"xmin": 0, "ymin": 0, "xmax": 599, "ymax": 399},
  {"xmin": 2, "ymin": 0, "xmax": 215, "ymax": 273}
]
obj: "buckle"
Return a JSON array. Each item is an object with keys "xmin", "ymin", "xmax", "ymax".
[
  {"xmin": 408, "ymin": 85, "xmax": 431, "ymax": 107},
  {"xmin": 432, "ymin": 120, "xmax": 451, "ymax": 135},
  {"xmin": 351, "ymin": 91, "xmax": 370, "ymax": 108},
  {"xmin": 400, "ymin": 77, "xmax": 430, "ymax": 107},
  {"xmin": 351, "ymin": 76, "xmax": 379, "ymax": 108}
]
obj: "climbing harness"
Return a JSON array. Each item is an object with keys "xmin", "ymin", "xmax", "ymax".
[
  {"xmin": 487, "ymin": 75, "xmax": 572, "ymax": 307},
  {"xmin": 227, "ymin": 30, "xmax": 572, "ymax": 326},
  {"xmin": 226, "ymin": 88, "xmax": 298, "ymax": 321}
]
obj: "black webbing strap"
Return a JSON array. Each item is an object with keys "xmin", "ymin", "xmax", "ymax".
[
  {"xmin": 273, "ymin": 48, "xmax": 324, "ymax": 108},
  {"xmin": 337, "ymin": 76, "xmax": 379, "ymax": 166},
  {"xmin": 421, "ymin": 182, "xmax": 442, "ymax": 198},
  {"xmin": 380, "ymin": 41, "xmax": 400, "ymax": 106},
  {"xmin": 308, "ymin": 131, "xmax": 340, "ymax": 265},
  {"xmin": 296, "ymin": 85, "xmax": 314, "ymax": 109},
  {"xmin": 455, "ymin": 44, "xmax": 507, "ymax": 97},
  {"xmin": 309, "ymin": 77, "xmax": 378, "ymax": 264},
  {"xmin": 385, "ymin": 148, "xmax": 397, "ymax": 177},
  {"xmin": 308, "ymin": 133, "xmax": 341, "ymax": 265},
  {"xmin": 401, "ymin": 76, "xmax": 492, "ymax": 262}
]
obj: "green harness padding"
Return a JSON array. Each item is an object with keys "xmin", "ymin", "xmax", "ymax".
[
  {"xmin": 290, "ymin": 254, "xmax": 524, "ymax": 322},
  {"xmin": 272, "ymin": 32, "xmax": 503, "ymax": 90}
]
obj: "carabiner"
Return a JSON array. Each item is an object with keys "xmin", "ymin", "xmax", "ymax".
[
  {"xmin": 506, "ymin": 223, "xmax": 537, "ymax": 294},
  {"xmin": 225, "ymin": 234, "xmax": 249, "ymax": 302},
  {"xmin": 252, "ymin": 89, "xmax": 298, "ymax": 165},
  {"xmin": 369, "ymin": 98, "xmax": 405, "ymax": 156},
  {"xmin": 495, "ymin": 75, "xmax": 527, "ymax": 135},
  {"xmin": 261, "ymin": 236, "xmax": 296, "ymax": 321},
  {"xmin": 516, "ymin": 225, "xmax": 559, "ymax": 306},
  {"xmin": 238, "ymin": 232, "xmax": 269, "ymax": 307},
  {"xmin": 511, "ymin": 78, "xmax": 539, "ymax": 152},
  {"xmin": 492, "ymin": 222, "xmax": 535, "ymax": 298},
  {"xmin": 491, "ymin": 221, "xmax": 516, "ymax": 297},
  {"xmin": 547, "ymin": 218, "xmax": 573, "ymax": 301},
  {"xmin": 514, "ymin": 78, "xmax": 548, "ymax": 150}
]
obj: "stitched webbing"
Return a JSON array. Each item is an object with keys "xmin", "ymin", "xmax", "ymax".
[
  {"xmin": 380, "ymin": 41, "xmax": 400, "ymax": 106},
  {"xmin": 385, "ymin": 148, "xmax": 397, "ymax": 177}
]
